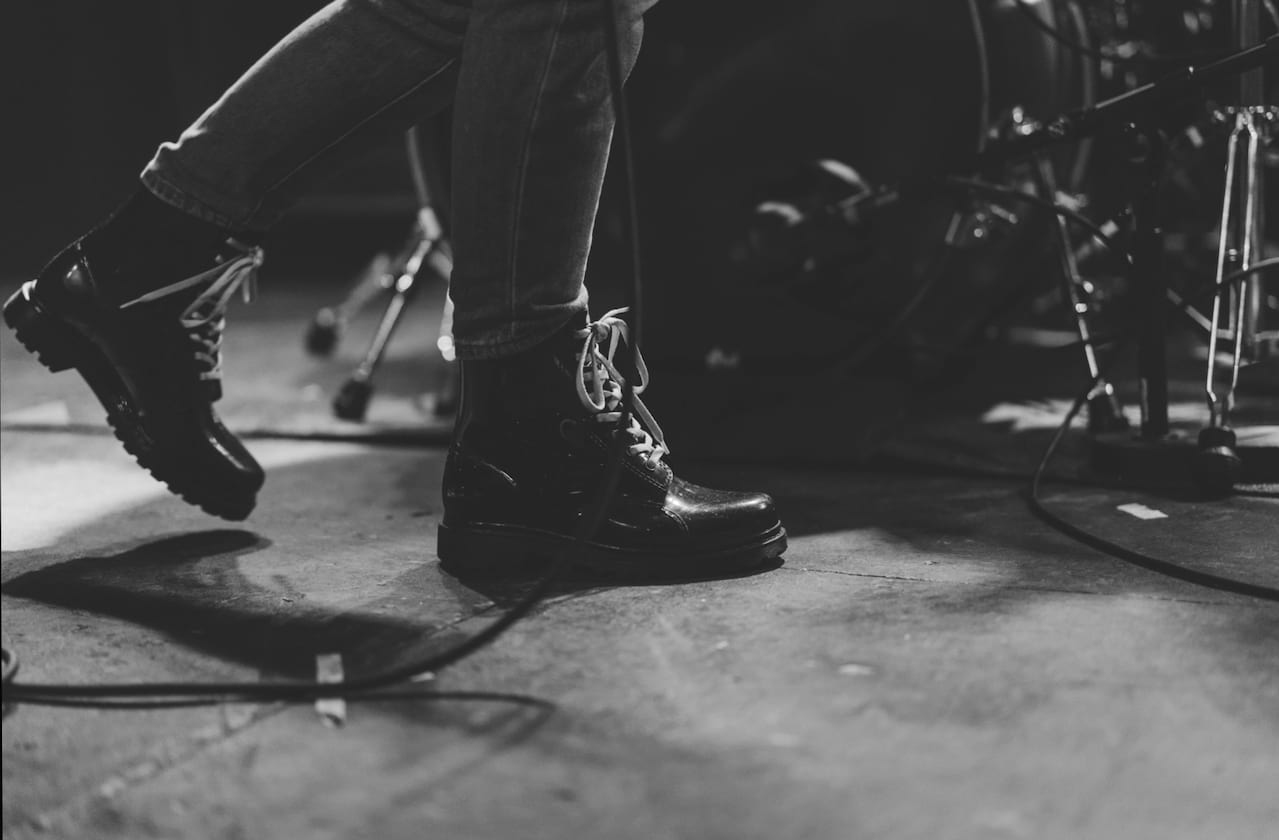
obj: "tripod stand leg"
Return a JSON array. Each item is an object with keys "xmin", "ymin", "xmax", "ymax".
[
  {"xmin": 306, "ymin": 210, "xmax": 435, "ymax": 358},
  {"xmin": 328, "ymin": 124, "xmax": 454, "ymax": 421},
  {"xmin": 305, "ymin": 253, "xmax": 396, "ymax": 356},
  {"xmin": 1033, "ymin": 156, "xmax": 1127, "ymax": 434},
  {"xmin": 1193, "ymin": 112, "xmax": 1260, "ymax": 494},
  {"xmin": 1197, "ymin": 116, "xmax": 1238, "ymax": 427},
  {"xmin": 1223, "ymin": 117, "xmax": 1262, "ymax": 417},
  {"xmin": 332, "ymin": 235, "xmax": 447, "ymax": 421}
]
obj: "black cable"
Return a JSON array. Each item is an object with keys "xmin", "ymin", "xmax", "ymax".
[
  {"xmin": 2, "ymin": 421, "xmax": 635, "ymax": 703},
  {"xmin": 825, "ymin": 179, "xmax": 1279, "ymax": 594},
  {"xmin": 1027, "ymin": 370, "xmax": 1279, "ymax": 601},
  {"xmin": 13, "ymin": 689, "xmax": 556, "ymax": 713},
  {"xmin": 2, "ymin": 0, "xmax": 646, "ymax": 709},
  {"xmin": 1009, "ymin": 0, "xmax": 1226, "ymax": 65},
  {"xmin": 939, "ymin": 177, "xmax": 1127, "ymax": 263},
  {"xmin": 599, "ymin": 0, "xmax": 643, "ymax": 349},
  {"xmin": 1035, "ymin": 258, "xmax": 1279, "ymax": 354},
  {"xmin": 1191, "ymin": 257, "xmax": 1279, "ymax": 305},
  {"xmin": 1025, "ymin": 243, "xmax": 1279, "ymax": 601},
  {"xmin": 2, "ymin": 493, "xmax": 589, "ymax": 703}
]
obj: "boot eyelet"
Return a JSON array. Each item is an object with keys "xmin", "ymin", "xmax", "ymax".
[{"xmin": 559, "ymin": 419, "xmax": 576, "ymax": 441}]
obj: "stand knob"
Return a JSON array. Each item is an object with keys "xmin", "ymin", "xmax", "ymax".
[{"xmin": 1192, "ymin": 425, "xmax": 1241, "ymax": 498}]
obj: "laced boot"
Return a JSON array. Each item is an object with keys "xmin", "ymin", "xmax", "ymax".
[
  {"xmin": 438, "ymin": 309, "xmax": 787, "ymax": 578},
  {"xmin": 3, "ymin": 229, "xmax": 266, "ymax": 520}
]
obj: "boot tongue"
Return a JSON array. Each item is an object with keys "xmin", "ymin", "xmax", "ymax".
[
  {"xmin": 571, "ymin": 309, "xmax": 671, "ymax": 471},
  {"xmin": 115, "ymin": 242, "xmax": 263, "ymax": 402}
]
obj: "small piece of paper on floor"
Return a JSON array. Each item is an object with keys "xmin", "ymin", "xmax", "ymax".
[
  {"xmin": 315, "ymin": 653, "xmax": 347, "ymax": 727},
  {"xmin": 1117, "ymin": 503, "xmax": 1168, "ymax": 520}
]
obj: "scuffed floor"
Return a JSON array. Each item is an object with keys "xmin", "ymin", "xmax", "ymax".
[{"xmin": 2, "ymin": 269, "xmax": 1277, "ymax": 840}]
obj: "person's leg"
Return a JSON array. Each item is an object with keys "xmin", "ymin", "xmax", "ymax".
[
  {"xmin": 6, "ymin": 0, "xmax": 787, "ymax": 573},
  {"xmin": 439, "ymin": 0, "xmax": 788, "ymax": 577},
  {"xmin": 447, "ymin": 0, "xmax": 646, "ymax": 359},
  {"xmin": 143, "ymin": 0, "xmax": 468, "ymax": 231},
  {"xmin": 3, "ymin": 0, "xmax": 470, "ymax": 519}
]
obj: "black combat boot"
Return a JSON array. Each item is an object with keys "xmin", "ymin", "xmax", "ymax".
[
  {"xmin": 3, "ymin": 194, "xmax": 265, "ymax": 520},
  {"xmin": 438, "ymin": 309, "xmax": 787, "ymax": 578}
]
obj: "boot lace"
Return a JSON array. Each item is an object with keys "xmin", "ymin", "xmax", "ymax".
[
  {"xmin": 120, "ymin": 240, "xmax": 263, "ymax": 381},
  {"xmin": 575, "ymin": 308, "xmax": 669, "ymax": 467}
]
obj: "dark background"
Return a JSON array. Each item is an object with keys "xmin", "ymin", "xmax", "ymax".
[
  {"xmin": 0, "ymin": 0, "xmax": 985, "ymax": 271},
  {"xmin": 1, "ymin": 0, "xmax": 338, "ymax": 272},
  {"xmin": 3, "ymin": 1, "xmax": 1267, "ymax": 368}
]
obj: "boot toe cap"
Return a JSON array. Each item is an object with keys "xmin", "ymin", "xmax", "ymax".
[{"xmin": 665, "ymin": 477, "xmax": 781, "ymax": 542}]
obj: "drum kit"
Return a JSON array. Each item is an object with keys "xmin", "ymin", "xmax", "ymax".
[{"xmin": 300, "ymin": 0, "xmax": 1276, "ymax": 495}]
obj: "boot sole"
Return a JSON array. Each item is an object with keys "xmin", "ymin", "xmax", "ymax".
[
  {"xmin": 437, "ymin": 520, "xmax": 787, "ymax": 579},
  {"xmin": 3, "ymin": 281, "xmax": 256, "ymax": 521}
]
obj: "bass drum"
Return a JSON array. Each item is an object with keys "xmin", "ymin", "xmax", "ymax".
[{"xmin": 594, "ymin": 0, "xmax": 1093, "ymax": 375}]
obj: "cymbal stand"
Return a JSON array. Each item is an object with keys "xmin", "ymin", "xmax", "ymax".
[
  {"xmin": 1025, "ymin": 129, "xmax": 1129, "ymax": 434},
  {"xmin": 971, "ymin": 32, "xmax": 1277, "ymax": 492},
  {"xmin": 1194, "ymin": 0, "xmax": 1276, "ymax": 492}
]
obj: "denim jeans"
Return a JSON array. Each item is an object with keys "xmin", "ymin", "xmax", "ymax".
[{"xmin": 141, "ymin": 0, "xmax": 652, "ymax": 359}]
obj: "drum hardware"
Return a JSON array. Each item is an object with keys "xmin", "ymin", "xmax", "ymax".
[
  {"xmin": 982, "ymin": 24, "xmax": 1277, "ymax": 494},
  {"xmin": 746, "ymin": 21, "xmax": 1276, "ymax": 493},
  {"xmin": 303, "ymin": 126, "xmax": 459, "ymax": 422},
  {"xmin": 1172, "ymin": 0, "xmax": 1274, "ymax": 491},
  {"xmin": 743, "ymin": 161, "xmax": 1025, "ymax": 379},
  {"xmin": 1024, "ymin": 127, "xmax": 1131, "ymax": 433},
  {"xmin": 746, "ymin": 159, "xmax": 879, "ymax": 279},
  {"xmin": 1194, "ymin": 100, "xmax": 1275, "ymax": 490}
]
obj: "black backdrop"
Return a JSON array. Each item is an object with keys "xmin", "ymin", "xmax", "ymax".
[
  {"xmin": 2, "ymin": 1, "xmax": 330, "ymax": 274},
  {"xmin": 3, "ymin": 0, "xmax": 992, "ymax": 362}
]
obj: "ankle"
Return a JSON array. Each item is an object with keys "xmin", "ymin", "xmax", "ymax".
[{"xmin": 83, "ymin": 190, "xmax": 253, "ymax": 305}]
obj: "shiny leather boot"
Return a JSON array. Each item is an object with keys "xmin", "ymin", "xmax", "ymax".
[
  {"xmin": 3, "ymin": 238, "xmax": 265, "ymax": 519},
  {"xmin": 438, "ymin": 310, "xmax": 787, "ymax": 578}
]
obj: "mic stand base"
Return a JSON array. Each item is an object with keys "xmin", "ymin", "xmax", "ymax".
[{"xmin": 1090, "ymin": 425, "xmax": 1278, "ymax": 498}]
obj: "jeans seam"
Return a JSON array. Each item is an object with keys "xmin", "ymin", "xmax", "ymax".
[
  {"xmin": 505, "ymin": 0, "xmax": 569, "ymax": 347},
  {"xmin": 245, "ymin": 58, "xmax": 460, "ymax": 226}
]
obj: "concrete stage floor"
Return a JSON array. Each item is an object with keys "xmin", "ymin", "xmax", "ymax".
[{"xmin": 1, "ymin": 245, "xmax": 1277, "ymax": 840}]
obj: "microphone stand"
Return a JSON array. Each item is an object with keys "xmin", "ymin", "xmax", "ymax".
[
  {"xmin": 781, "ymin": 28, "xmax": 1273, "ymax": 493},
  {"xmin": 964, "ymin": 32, "xmax": 1277, "ymax": 494}
]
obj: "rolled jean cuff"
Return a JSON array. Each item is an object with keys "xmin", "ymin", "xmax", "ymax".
[
  {"xmin": 451, "ymin": 294, "xmax": 589, "ymax": 361},
  {"xmin": 140, "ymin": 161, "xmax": 260, "ymax": 232}
]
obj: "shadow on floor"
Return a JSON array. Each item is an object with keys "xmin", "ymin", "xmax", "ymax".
[
  {"xmin": 3, "ymin": 529, "xmax": 452, "ymax": 680},
  {"xmin": 1, "ymin": 519, "xmax": 781, "ymax": 690},
  {"xmin": 2, "ymin": 446, "xmax": 1274, "ymax": 725}
]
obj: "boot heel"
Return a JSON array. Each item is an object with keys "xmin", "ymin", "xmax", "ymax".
[{"xmin": 3, "ymin": 282, "xmax": 79, "ymax": 373}]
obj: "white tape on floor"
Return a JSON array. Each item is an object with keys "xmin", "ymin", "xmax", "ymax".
[
  {"xmin": 1117, "ymin": 503, "xmax": 1169, "ymax": 521},
  {"xmin": 315, "ymin": 653, "xmax": 347, "ymax": 727}
]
